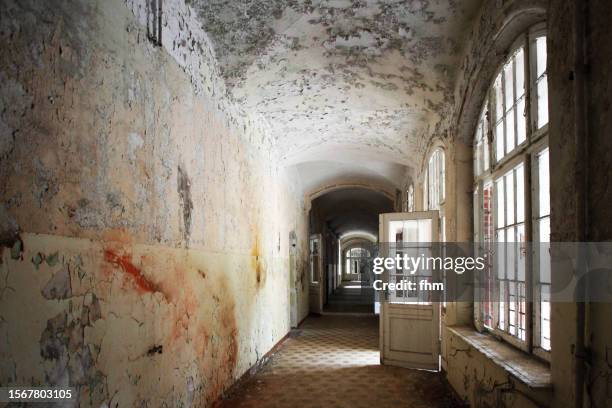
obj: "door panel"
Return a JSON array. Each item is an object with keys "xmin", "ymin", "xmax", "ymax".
[{"xmin": 379, "ymin": 211, "xmax": 440, "ymax": 371}]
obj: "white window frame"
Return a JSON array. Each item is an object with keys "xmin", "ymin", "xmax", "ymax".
[
  {"xmin": 473, "ymin": 24, "xmax": 550, "ymax": 360},
  {"xmin": 425, "ymin": 148, "xmax": 446, "ymax": 240}
]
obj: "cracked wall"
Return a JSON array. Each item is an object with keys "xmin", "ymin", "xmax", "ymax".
[{"xmin": 0, "ymin": 0, "xmax": 309, "ymax": 406}]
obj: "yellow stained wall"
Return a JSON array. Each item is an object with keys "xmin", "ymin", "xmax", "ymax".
[{"xmin": 0, "ymin": 0, "xmax": 309, "ymax": 406}]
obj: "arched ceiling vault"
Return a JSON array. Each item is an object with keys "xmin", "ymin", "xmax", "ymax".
[
  {"xmin": 192, "ymin": 0, "xmax": 482, "ymax": 191},
  {"xmin": 311, "ymin": 187, "xmax": 394, "ymax": 237}
]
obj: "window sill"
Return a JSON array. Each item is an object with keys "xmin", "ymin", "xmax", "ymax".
[{"xmin": 447, "ymin": 326, "xmax": 552, "ymax": 389}]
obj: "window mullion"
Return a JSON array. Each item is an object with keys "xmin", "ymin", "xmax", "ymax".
[{"xmin": 523, "ymin": 32, "xmax": 537, "ymax": 353}]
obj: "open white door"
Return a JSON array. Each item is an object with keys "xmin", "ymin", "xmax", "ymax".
[
  {"xmin": 309, "ymin": 234, "xmax": 324, "ymax": 314},
  {"xmin": 379, "ymin": 211, "xmax": 440, "ymax": 370}
]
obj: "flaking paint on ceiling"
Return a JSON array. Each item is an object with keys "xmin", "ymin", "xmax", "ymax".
[{"xmin": 191, "ymin": 0, "xmax": 481, "ymax": 190}]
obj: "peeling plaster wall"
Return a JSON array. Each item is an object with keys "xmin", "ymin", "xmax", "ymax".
[
  {"xmin": 548, "ymin": 0, "xmax": 612, "ymax": 407},
  {"xmin": 0, "ymin": 0, "xmax": 309, "ymax": 406},
  {"xmin": 582, "ymin": 1, "xmax": 612, "ymax": 405},
  {"xmin": 444, "ymin": 333, "xmax": 550, "ymax": 408}
]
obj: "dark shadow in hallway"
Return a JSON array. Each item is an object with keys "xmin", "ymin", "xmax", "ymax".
[
  {"xmin": 219, "ymin": 315, "xmax": 465, "ymax": 408},
  {"xmin": 323, "ymin": 281, "xmax": 374, "ymax": 315}
]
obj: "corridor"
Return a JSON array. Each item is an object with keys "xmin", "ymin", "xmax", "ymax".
[
  {"xmin": 220, "ymin": 315, "xmax": 462, "ymax": 408},
  {"xmin": 323, "ymin": 281, "xmax": 374, "ymax": 315},
  {"xmin": 2, "ymin": 0, "xmax": 612, "ymax": 407}
]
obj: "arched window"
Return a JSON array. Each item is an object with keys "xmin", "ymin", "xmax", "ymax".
[
  {"xmin": 474, "ymin": 24, "xmax": 550, "ymax": 357},
  {"xmin": 423, "ymin": 148, "xmax": 445, "ymax": 240}
]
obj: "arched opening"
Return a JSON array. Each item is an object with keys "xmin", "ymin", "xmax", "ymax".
[{"xmin": 307, "ymin": 187, "xmax": 393, "ymax": 314}]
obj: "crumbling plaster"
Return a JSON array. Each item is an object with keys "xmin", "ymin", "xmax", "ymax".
[
  {"xmin": 190, "ymin": 0, "xmax": 482, "ymax": 192},
  {"xmin": 0, "ymin": 0, "xmax": 309, "ymax": 406}
]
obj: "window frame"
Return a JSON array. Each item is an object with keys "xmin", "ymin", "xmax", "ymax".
[
  {"xmin": 473, "ymin": 24, "xmax": 550, "ymax": 361},
  {"xmin": 530, "ymin": 138, "xmax": 551, "ymax": 360},
  {"xmin": 424, "ymin": 148, "xmax": 446, "ymax": 240}
]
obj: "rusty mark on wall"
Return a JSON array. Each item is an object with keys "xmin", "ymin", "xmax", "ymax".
[
  {"xmin": 251, "ymin": 236, "xmax": 266, "ymax": 288},
  {"xmin": 103, "ymin": 249, "xmax": 162, "ymax": 296}
]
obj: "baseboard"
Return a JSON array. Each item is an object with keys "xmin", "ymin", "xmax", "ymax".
[{"xmin": 213, "ymin": 325, "xmax": 297, "ymax": 406}]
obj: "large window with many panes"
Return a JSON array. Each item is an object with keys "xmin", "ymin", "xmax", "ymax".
[{"xmin": 473, "ymin": 24, "xmax": 550, "ymax": 357}]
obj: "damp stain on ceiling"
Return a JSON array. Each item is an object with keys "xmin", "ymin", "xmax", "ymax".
[{"xmin": 191, "ymin": 0, "xmax": 481, "ymax": 188}]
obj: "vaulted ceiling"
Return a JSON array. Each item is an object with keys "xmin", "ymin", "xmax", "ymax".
[
  {"xmin": 311, "ymin": 187, "xmax": 394, "ymax": 236},
  {"xmin": 192, "ymin": 0, "xmax": 481, "ymax": 193}
]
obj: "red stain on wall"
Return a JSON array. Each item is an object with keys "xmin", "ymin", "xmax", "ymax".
[{"xmin": 104, "ymin": 249, "xmax": 160, "ymax": 295}]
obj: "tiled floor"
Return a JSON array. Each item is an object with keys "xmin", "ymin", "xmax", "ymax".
[{"xmin": 219, "ymin": 315, "xmax": 464, "ymax": 408}]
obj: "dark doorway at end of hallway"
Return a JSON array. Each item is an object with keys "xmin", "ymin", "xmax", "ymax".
[{"xmin": 323, "ymin": 280, "xmax": 375, "ymax": 315}]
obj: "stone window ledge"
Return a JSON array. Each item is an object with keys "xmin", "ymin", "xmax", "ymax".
[{"xmin": 447, "ymin": 326, "xmax": 552, "ymax": 389}]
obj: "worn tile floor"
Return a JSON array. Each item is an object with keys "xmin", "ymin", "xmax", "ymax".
[{"xmin": 219, "ymin": 315, "xmax": 464, "ymax": 408}]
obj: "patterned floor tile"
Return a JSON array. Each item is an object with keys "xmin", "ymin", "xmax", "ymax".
[{"xmin": 219, "ymin": 314, "xmax": 464, "ymax": 408}]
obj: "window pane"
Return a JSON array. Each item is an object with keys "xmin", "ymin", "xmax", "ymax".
[
  {"xmin": 496, "ymin": 179, "xmax": 505, "ymax": 227},
  {"xmin": 483, "ymin": 121, "xmax": 490, "ymax": 171},
  {"xmin": 499, "ymin": 281, "xmax": 506, "ymax": 330},
  {"xmin": 504, "ymin": 62, "xmax": 514, "ymax": 110},
  {"xmin": 508, "ymin": 281, "xmax": 516, "ymax": 335},
  {"xmin": 506, "ymin": 226, "xmax": 516, "ymax": 280},
  {"xmin": 439, "ymin": 151, "xmax": 445, "ymax": 201},
  {"xmin": 495, "ymin": 74, "xmax": 503, "ymax": 119},
  {"xmin": 516, "ymin": 164, "xmax": 525, "ymax": 223},
  {"xmin": 541, "ymin": 285, "xmax": 551, "ymax": 350},
  {"xmin": 505, "ymin": 171, "xmax": 515, "ymax": 225},
  {"xmin": 505, "ymin": 107, "xmax": 515, "ymax": 153},
  {"xmin": 538, "ymin": 148, "xmax": 550, "ymax": 216},
  {"xmin": 518, "ymin": 282, "xmax": 526, "ymax": 341},
  {"xmin": 496, "ymin": 121, "xmax": 504, "ymax": 161},
  {"xmin": 496, "ymin": 229, "xmax": 506, "ymax": 279},
  {"xmin": 537, "ymin": 77, "xmax": 549, "ymax": 128},
  {"xmin": 536, "ymin": 36, "xmax": 547, "ymax": 78},
  {"xmin": 517, "ymin": 224, "xmax": 526, "ymax": 281},
  {"xmin": 515, "ymin": 48, "xmax": 525, "ymax": 99},
  {"xmin": 538, "ymin": 217, "xmax": 551, "ymax": 282},
  {"xmin": 517, "ymin": 97, "xmax": 526, "ymax": 144}
]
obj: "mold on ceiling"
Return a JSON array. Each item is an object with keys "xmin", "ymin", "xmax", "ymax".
[{"xmin": 191, "ymin": 0, "xmax": 481, "ymax": 189}]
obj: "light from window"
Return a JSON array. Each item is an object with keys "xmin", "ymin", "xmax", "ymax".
[
  {"xmin": 535, "ymin": 37, "xmax": 549, "ymax": 129},
  {"xmin": 494, "ymin": 47, "xmax": 527, "ymax": 162},
  {"xmin": 474, "ymin": 109, "xmax": 490, "ymax": 177},
  {"xmin": 346, "ymin": 247, "xmax": 370, "ymax": 276},
  {"xmin": 495, "ymin": 163, "xmax": 527, "ymax": 341},
  {"xmin": 427, "ymin": 149, "xmax": 445, "ymax": 210},
  {"xmin": 536, "ymin": 148, "xmax": 551, "ymax": 350}
]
